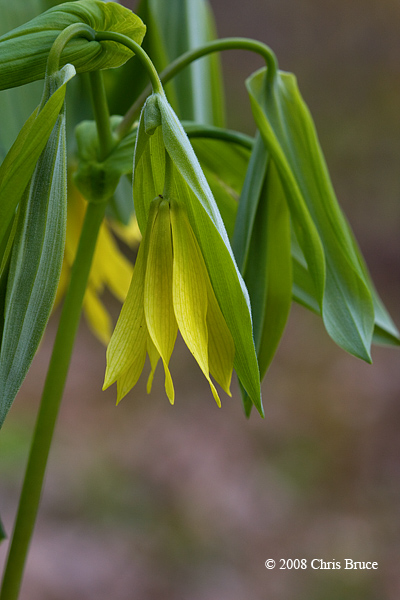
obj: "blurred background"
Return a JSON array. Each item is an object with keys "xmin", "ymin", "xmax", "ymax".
[{"xmin": 1, "ymin": 0, "xmax": 400, "ymax": 598}]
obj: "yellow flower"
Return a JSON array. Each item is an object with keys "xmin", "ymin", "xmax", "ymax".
[
  {"xmin": 103, "ymin": 196, "xmax": 235, "ymax": 406},
  {"xmin": 55, "ymin": 185, "xmax": 134, "ymax": 345}
]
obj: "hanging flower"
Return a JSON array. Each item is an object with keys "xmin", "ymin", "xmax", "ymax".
[
  {"xmin": 104, "ymin": 92, "xmax": 263, "ymax": 416},
  {"xmin": 103, "ymin": 195, "xmax": 235, "ymax": 405}
]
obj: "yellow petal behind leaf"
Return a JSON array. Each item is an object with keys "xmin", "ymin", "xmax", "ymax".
[
  {"xmin": 171, "ymin": 200, "xmax": 221, "ymax": 407},
  {"xmin": 84, "ymin": 286, "xmax": 112, "ymax": 346},
  {"xmin": 144, "ymin": 200, "xmax": 177, "ymax": 404},
  {"xmin": 111, "ymin": 216, "xmax": 142, "ymax": 248},
  {"xmin": 96, "ymin": 224, "xmax": 133, "ymax": 302}
]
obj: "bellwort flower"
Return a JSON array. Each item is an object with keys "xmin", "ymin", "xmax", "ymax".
[
  {"xmin": 103, "ymin": 196, "xmax": 234, "ymax": 405},
  {"xmin": 104, "ymin": 92, "xmax": 263, "ymax": 416}
]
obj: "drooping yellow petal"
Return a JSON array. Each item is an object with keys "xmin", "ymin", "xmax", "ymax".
[
  {"xmin": 116, "ymin": 339, "xmax": 147, "ymax": 404},
  {"xmin": 110, "ymin": 215, "xmax": 142, "ymax": 248},
  {"xmin": 103, "ymin": 239, "xmax": 147, "ymax": 389},
  {"xmin": 144, "ymin": 200, "xmax": 177, "ymax": 404},
  {"xmin": 103, "ymin": 202, "xmax": 158, "ymax": 389},
  {"xmin": 170, "ymin": 200, "xmax": 221, "ymax": 407},
  {"xmin": 206, "ymin": 278, "xmax": 235, "ymax": 396},
  {"xmin": 84, "ymin": 286, "xmax": 112, "ymax": 346}
]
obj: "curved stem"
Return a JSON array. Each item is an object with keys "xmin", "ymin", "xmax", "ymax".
[
  {"xmin": 116, "ymin": 37, "xmax": 278, "ymax": 140},
  {"xmin": 0, "ymin": 72, "xmax": 113, "ymax": 600},
  {"xmin": 95, "ymin": 31, "xmax": 164, "ymax": 95},
  {"xmin": 183, "ymin": 122, "xmax": 254, "ymax": 150},
  {"xmin": 46, "ymin": 23, "xmax": 96, "ymax": 77}
]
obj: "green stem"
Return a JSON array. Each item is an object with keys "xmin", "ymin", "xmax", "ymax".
[
  {"xmin": 95, "ymin": 31, "xmax": 164, "ymax": 95},
  {"xmin": 0, "ymin": 204, "xmax": 106, "ymax": 600},
  {"xmin": 88, "ymin": 71, "xmax": 115, "ymax": 160},
  {"xmin": 46, "ymin": 23, "xmax": 96, "ymax": 77},
  {"xmin": 183, "ymin": 122, "xmax": 254, "ymax": 150},
  {"xmin": 0, "ymin": 72, "xmax": 113, "ymax": 600},
  {"xmin": 116, "ymin": 37, "xmax": 278, "ymax": 140}
]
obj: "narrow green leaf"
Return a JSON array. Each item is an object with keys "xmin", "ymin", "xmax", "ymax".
[
  {"xmin": 232, "ymin": 134, "xmax": 269, "ymax": 272},
  {"xmin": 190, "ymin": 131, "xmax": 250, "ymax": 238},
  {"xmin": 0, "ymin": 64, "xmax": 75, "ymax": 247},
  {"xmin": 246, "ymin": 70, "xmax": 325, "ymax": 315},
  {"xmin": 248, "ymin": 160, "xmax": 292, "ymax": 378},
  {"xmin": 247, "ymin": 68, "xmax": 375, "ymax": 361},
  {"xmin": 0, "ymin": 66, "xmax": 70, "ymax": 428},
  {"xmin": 145, "ymin": 0, "xmax": 225, "ymax": 125},
  {"xmin": 291, "ymin": 234, "xmax": 400, "ymax": 347},
  {"xmin": 233, "ymin": 137, "xmax": 292, "ymax": 415},
  {"xmin": 0, "ymin": 0, "xmax": 44, "ymax": 159},
  {"xmin": 0, "ymin": 0, "xmax": 146, "ymax": 90}
]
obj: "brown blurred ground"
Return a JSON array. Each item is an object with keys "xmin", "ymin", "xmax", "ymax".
[{"xmin": 1, "ymin": 1, "xmax": 400, "ymax": 599}]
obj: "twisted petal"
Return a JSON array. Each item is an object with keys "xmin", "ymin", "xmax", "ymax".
[
  {"xmin": 170, "ymin": 201, "xmax": 221, "ymax": 407},
  {"xmin": 144, "ymin": 199, "xmax": 177, "ymax": 403}
]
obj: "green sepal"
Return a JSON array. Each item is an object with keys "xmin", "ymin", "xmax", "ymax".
[
  {"xmin": 0, "ymin": 64, "xmax": 75, "ymax": 247},
  {"xmin": 133, "ymin": 93, "xmax": 263, "ymax": 416},
  {"xmin": 247, "ymin": 68, "xmax": 375, "ymax": 362},
  {"xmin": 0, "ymin": 0, "xmax": 146, "ymax": 90},
  {"xmin": 0, "ymin": 66, "xmax": 70, "ymax": 428}
]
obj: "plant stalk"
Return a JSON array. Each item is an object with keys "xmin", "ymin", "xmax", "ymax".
[{"xmin": 0, "ymin": 70, "xmax": 113, "ymax": 600}]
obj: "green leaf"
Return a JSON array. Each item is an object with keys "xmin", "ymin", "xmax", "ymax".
[
  {"xmin": 189, "ymin": 129, "xmax": 251, "ymax": 238},
  {"xmin": 0, "ymin": 64, "xmax": 75, "ymax": 247},
  {"xmin": 133, "ymin": 93, "xmax": 262, "ymax": 416},
  {"xmin": 106, "ymin": 0, "xmax": 178, "ymax": 116},
  {"xmin": 0, "ymin": 65, "xmax": 70, "ymax": 428},
  {"xmin": 291, "ymin": 232, "xmax": 400, "ymax": 347},
  {"xmin": 143, "ymin": 0, "xmax": 225, "ymax": 125},
  {"xmin": 246, "ymin": 70, "xmax": 325, "ymax": 314},
  {"xmin": 247, "ymin": 68, "xmax": 375, "ymax": 362},
  {"xmin": 0, "ymin": 213, "xmax": 19, "ymax": 343},
  {"xmin": 0, "ymin": 0, "xmax": 146, "ymax": 90},
  {"xmin": 233, "ymin": 136, "xmax": 292, "ymax": 415},
  {"xmin": 0, "ymin": 0, "xmax": 44, "ymax": 160}
]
